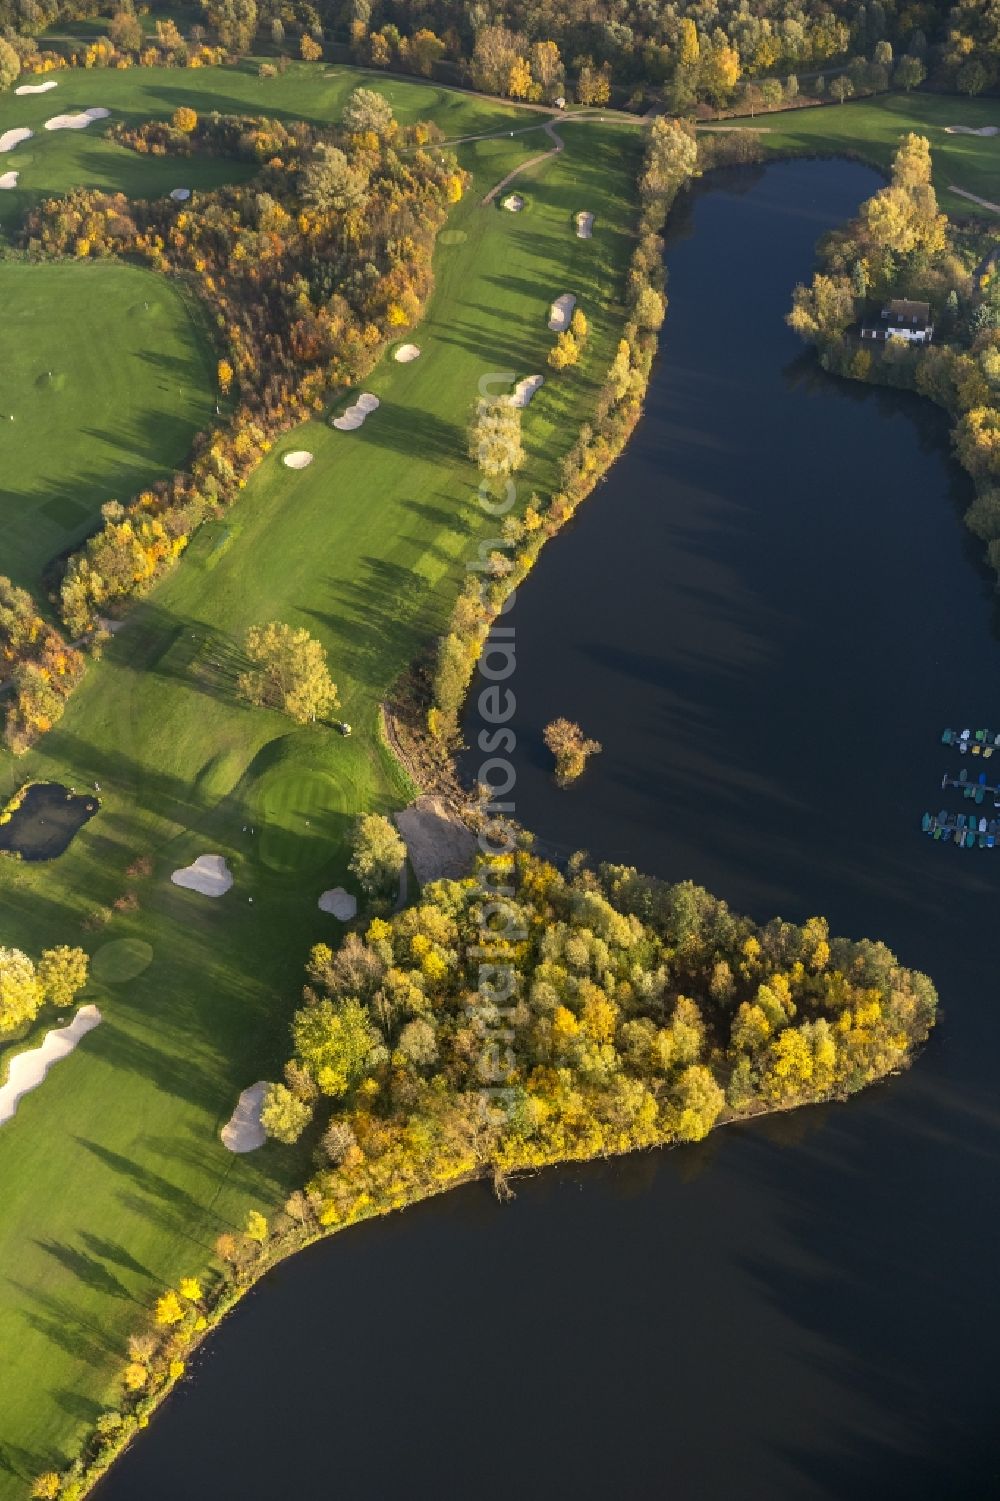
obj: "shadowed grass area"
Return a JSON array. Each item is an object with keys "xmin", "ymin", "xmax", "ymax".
[
  {"xmin": 0, "ymin": 96, "xmax": 641, "ymax": 1492},
  {"xmin": 0, "ymin": 260, "xmax": 215, "ymax": 595}
]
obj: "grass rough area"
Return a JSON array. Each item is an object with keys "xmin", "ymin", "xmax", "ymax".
[
  {"xmin": 0, "ymin": 90, "xmax": 641, "ymax": 1493},
  {"xmin": 738, "ymin": 90, "xmax": 1000, "ymax": 216},
  {"xmin": 0, "ymin": 260, "xmax": 215, "ymax": 596}
]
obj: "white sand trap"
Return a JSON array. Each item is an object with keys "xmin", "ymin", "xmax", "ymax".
[
  {"xmin": 394, "ymin": 343, "xmax": 421, "ymax": 363},
  {"xmin": 318, "ymin": 887, "xmax": 358, "ymax": 919},
  {"xmin": 502, "ymin": 193, "xmax": 524, "ymax": 212},
  {"xmin": 44, "ymin": 107, "xmax": 110, "ymax": 132},
  {"xmin": 0, "ymin": 172, "xmax": 18, "ymax": 190},
  {"xmin": 0, "ymin": 1005, "xmax": 102, "ymax": 1127},
  {"xmin": 171, "ymin": 853, "xmax": 233, "ymax": 897},
  {"xmin": 282, "ymin": 449, "xmax": 314, "ymax": 469},
  {"xmin": 16, "ymin": 80, "xmax": 58, "ymax": 95},
  {"xmin": 575, "ymin": 211, "xmax": 594, "ymax": 239},
  {"xmin": 170, "ymin": 187, "xmax": 191, "ymax": 201},
  {"xmin": 511, "ymin": 374, "xmax": 544, "ymax": 408},
  {"xmin": 548, "ymin": 293, "xmax": 577, "ymax": 332},
  {"xmin": 333, "ymin": 393, "xmax": 380, "ymax": 431},
  {"xmin": 944, "ymin": 124, "xmax": 999, "ymax": 136},
  {"xmin": 0, "ymin": 128, "xmax": 32, "ymax": 154},
  {"xmin": 221, "ymin": 1080, "xmax": 269, "ymax": 1152}
]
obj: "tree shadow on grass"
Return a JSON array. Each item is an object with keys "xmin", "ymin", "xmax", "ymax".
[
  {"xmin": 73, "ymin": 1137, "xmax": 208, "ymax": 1218},
  {"xmin": 9, "ymin": 1281, "xmax": 120, "ymax": 1365},
  {"xmin": 339, "ymin": 401, "xmax": 465, "ymax": 464},
  {"xmin": 301, "ymin": 555, "xmax": 443, "ymax": 691},
  {"xmin": 79, "ymin": 1231, "xmax": 156, "ymax": 1282},
  {"xmin": 51, "ymin": 1387, "xmax": 106, "ymax": 1427},
  {"xmin": 34, "ymin": 1239, "xmax": 136, "ymax": 1302}
]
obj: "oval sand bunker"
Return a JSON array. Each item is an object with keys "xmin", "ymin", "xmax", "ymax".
[
  {"xmin": 15, "ymin": 80, "xmax": 58, "ymax": 96},
  {"xmin": 0, "ymin": 1006, "xmax": 102, "ymax": 1127},
  {"xmin": 170, "ymin": 187, "xmax": 191, "ymax": 201},
  {"xmin": 393, "ymin": 343, "xmax": 421, "ymax": 363},
  {"xmin": 511, "ymin": 374, "xmax": 544, "ymax": 408},
  {"xmin": 282, "ymin": 449, "xmax": 314, "ymax": 469},
  {"xmin": 575, "ymin": 211, "xmax": 594, "ymax": 239},
  {"xmin": 0, "ymin": 172, "xmax": 18, "ymax": 190},
  {"xmin": 318, "ymin": 887, "xmax": 358, "ymax": 919},
  {"xmin": 548, "ymin": 293, "xmax": 577, "ymax": 332},
  {"xmin": 221, "ymin": 1080, "xmax": 269, "ymax": 1152},
  {"xmin": 171, "ymin": 853, "xmax": 233, "ymax": 897},
  {"xmin": 0, "ymin": 128, "xmax": 32, "ymax": 154}
]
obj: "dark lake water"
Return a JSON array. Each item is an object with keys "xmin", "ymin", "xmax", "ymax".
[
  {"xmin": 0, "ymin": 781, "xmax": 97, "ymax": 861},
  {"xmin": 97, "ymin": 159, "xmax": 1000, "ymax": 1500}
]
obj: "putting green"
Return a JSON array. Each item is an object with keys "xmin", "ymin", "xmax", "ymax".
[
  {"xmin": 0, "ymin": 260, "xmax": 215, "ymax": 596},
  {"xmin": 256, "ymin": 765, "xmax": 352, "ymax": 875},
  {"xmin": 90, "ymin": 939, "xmax": 154, "ymax": 983}
]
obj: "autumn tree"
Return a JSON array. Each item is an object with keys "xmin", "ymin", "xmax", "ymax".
[
  {"xmin": 0, "ymin": 948, "xmax": 41, "ymax": 1036},
  {"xmin": 109, "ymin": 10, "xmax": 142, "ymax": 53},
  {"xmin": 895, "ymin": 56, "xmax": 926, "ymax": 91},
  {"xmin": 237, "ymin": 621, "xmax": 339, "ymax": 724},
  {"xmin": 292, "ymin": 993, "xmax": 383, "ymax": 1098},
  {"xmin": 410, "ymin": 28, "xmax": 445, "ymax": 77},
  {"xmin": 472, "ymin": 24, "xmax": 522, "ymax": 94},
  {"xmin": 640, "ymin": 117, "xmax": 698, "ymax": 200},
  {"xmin": 787, "ymin": 273, "xmax": 855, "ymax": 340},
  {"xmin": 342, "ymin": 86, "xmax": 395, "ymax": 136},
  {"xmin": 172, "ymin": 107, "xmax": 198, "ymax": 134},
  {"xmin": 469, "ymin": 395, "xmax": 524, "ymax": 478},
  {"xmin": 37, "ymin": 946, "xmax": 89, "ymax": 1008},
  {"xmin": 532, "ymin": 39, "xmax": 563, "ymax": 99},
  {"xmin": 543, "ymin": 718, "xmax": 602, "ymax": 786},
  {"xmin": 301, "ymin": 143, "xmax": 369, "ymax": 212},
  {"xmin": 261, "ymin": 1082, "xmax": 313, "ymax": 1143},
  {"xmin": 0, "ymin": 37, "xmax": 20, "ymax": 91},
  {"xmin": 349, "ymin": 812, "xmax": 406, "ymax": 897},
  {"xmin": 300, "ymin": 33, "xmax": 322, "ymax": 61},
  {"xmin": 207, "ymin": 0, "xmax": 257, "ymax": 51}
]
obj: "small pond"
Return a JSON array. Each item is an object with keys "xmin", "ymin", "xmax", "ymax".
[{"xmin": 0, "ymin": 782, "xmax": 98, "ymax": 861}]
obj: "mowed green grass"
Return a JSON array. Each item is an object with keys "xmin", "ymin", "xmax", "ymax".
[
  {"xmin": 0, "ymin": 97, "xmax": 641, "ymax": 1490},
  {"xmin": 0, "ymin": 260, "xmax": 215, "ymax": 595},
  {"xmin": 0, "ymin": 58, "xmax": 534, "ymax": 233},
  {"xmin": 744, "ymin": 90, "xmax": 1000, "ymax": 214}
]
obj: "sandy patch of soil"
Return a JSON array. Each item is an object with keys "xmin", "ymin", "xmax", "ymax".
[
  {"xmin": 394, "ymin": 796, "xmax": 477, "ymax": 887},
  {"xmin": 944, "ymin": 125, "xmax": 998, "ymax": 136},
  {"xmin": 502, "ymin": 193, "xmax": 524, "ymax": 211},
  {"xmin": 282, "ymin": 449, "xmax": 314, "ymax": 469},
  {"xmin": 0, "ymin": 1006, "xmax": 102, "ymax": 1126},
  {"xmin": 548, "ymin": 293, "xmax": 576, "ymax": 332},
  {"xmin": 394, "ymin": 343, "xmax": 421, "ymax": 362},
  {"xmin": 0, "ymin": 171, "xmax": 18, "ymax": 190},
  {"xmin": 575, "ymin": 211, "xmax": 594, "ymax": 238},
  {"xmin": 171, "ymin": 853, "xmax": 233, "ymax": 897},
  {"xmin": 15, "ymin": 80, "xmax": 58, "ymax": 95},
  {"xmin": 170, "ymin": 187, "xmax": 191, "ymax": 201},
  {"xmin": 221, "ymin": 1080, "xmax": 269, "ymax": 1152}
]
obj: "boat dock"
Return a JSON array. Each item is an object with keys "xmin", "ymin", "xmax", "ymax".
[
  {"xmin": 940, "ymin": 768, "xmax": 1000, "ymax": 805},
  {"xmin": 941, "ymin": 727, "xmax": 1000, "ymax": 755},
  {"xmin": 922, "ymin": 810, "xmax": 999, "ymax": 847}
]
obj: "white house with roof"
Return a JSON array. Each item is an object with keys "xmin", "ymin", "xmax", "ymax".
[{"xmin": 860, "ymin": 298, "xmax": 934, "ymax": 345}]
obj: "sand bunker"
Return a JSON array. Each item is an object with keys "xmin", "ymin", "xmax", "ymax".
[
  {"xmin": 282, "ymin": 449, "xmax": 314, "ymax": 469},
  {"xmin": 394, "ymin": 343, "xmax": 421, "ymax": 363},
  {"xmin": 171, "ymin": 853, "xmax": 233, "ymax": 897},
  {"xmin": 575, "ymin": 211, "xmax": 594, "ymax": 239},
  {"xmin": 170, "ymin": 187, "xmax": 191, "ymax": 201},
  {"xmin": 0, "ymin": 1005, "xmax": 102, "ymax": 1127},
  {"xmin": 944, "ymin": 124, "xmax": 999, "ymax": 136},
  {"xmin": 16, "ymin": 80, "xmax": 58, "ymax": 95},
  {"xmin": 221, "ymin": 1080, "xmax": 269, "ymax": 1152},
  {"xmin": 318, "ymin": 887, "xmax": 358, "ymax": 920},
  {"xmin": 0, "ymin": 127, "xmax": 32, "ymax": 154},
  {"xmin": 333, "ymin": 392, "xmax": 380, "ymax": 431},
  {"xmin": 548, "ymin": 293, "xmax": 577, "ymax": 332},
  {"xmin": 502, "ymin": 193, "xmax": 524, "ymax": 212},
  {"xmin": 511, "ymin": 374, "xmax": 544, "ymax": 408},
  {"xmin": 44, "ymin": 107, "xmax": 110, "ymax": 132},
  {"xmin": 0, "ymin": 172, "xmax": 18, "ymax": 190}
]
